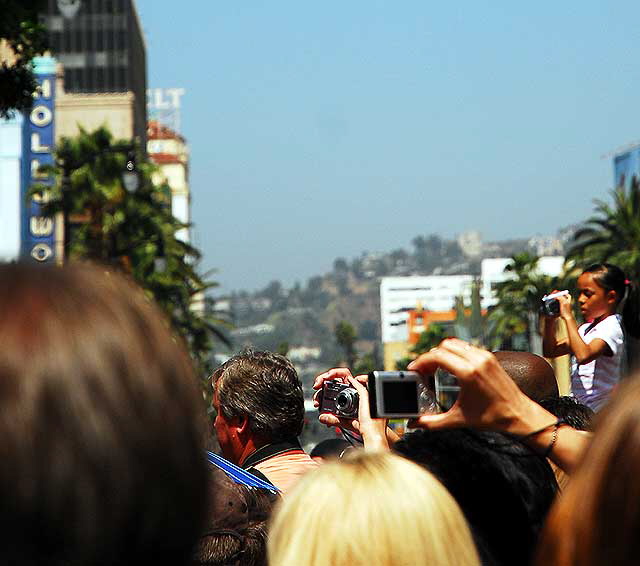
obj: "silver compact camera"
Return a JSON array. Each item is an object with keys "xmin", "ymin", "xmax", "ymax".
[
  {"xmin": 541, "ymin": 290, "xmax": 569, "ymax": 317},
  {"xmin": 318, "ymin": 380, "xmax": 359, "ymax": 418}
]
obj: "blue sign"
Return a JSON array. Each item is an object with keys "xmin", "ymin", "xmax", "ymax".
[{"xmin": 21, "ymin": 56, "xmax": 57, "ymax": 263}]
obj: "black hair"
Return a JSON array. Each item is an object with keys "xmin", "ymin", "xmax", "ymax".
[
  {"xmin": 539, "ymin": 396, "xmax": 594, "ymax": 432},
  {"xmin": 394, "ymin": 429, "xmax": 558, "ymax": 566},
  {"xmin": 309, "ymin": 438, "xmax": 351, "ymax": 460},
  {"xmin": 211, "ymin": 350, "xmax": 305, "ymax": 441},
  {"xmin": 583, "ymin": 263, "xmax": 640, "ymax": 337}
]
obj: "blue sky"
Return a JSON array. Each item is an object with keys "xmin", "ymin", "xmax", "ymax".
[{"xmin": 136, "ymin": 1, "xmax": 640, "ymax": 292}]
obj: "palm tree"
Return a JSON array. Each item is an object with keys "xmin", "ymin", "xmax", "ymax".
[
  {"xmin": 31, "ymin": 125, "xmax": 229, "ymax": 376},
  {"xmin": 487, "ymin": 252, "xmax": 558, "ymax": 351},
  {"xmin": 567, "ymin": 177, "xmax": 640, "ymax": 280}
]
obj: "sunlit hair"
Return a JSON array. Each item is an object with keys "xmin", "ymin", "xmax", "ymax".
[
  {"xmin": 0, "ymin": 262, "xmax": 207, "ymax": 565},
  {"xmin": 268, "ymin": 451, "xmax": 480, "ymax": 566},
  {"xmin": 536, "ymin": 376, "xmax": 640, "ymax": 565}
]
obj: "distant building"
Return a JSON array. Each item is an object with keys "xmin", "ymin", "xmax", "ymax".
[
  {"xmin": 457, "ymin": 230, "xmax": 483, "ymax": 258},
  {"xmin": 147, "ymin": 120, "xmax": 190, "ymax": 243},
  {"xmin": 480, "ymin": 256, "xmax": 564, "ymax": 308},
  {"xmin": 42, "ymin": 0, "xmax": 148, "ymax": 145},
  {"xmin": 380, "ymin": 275, "xmax": 475, "ymax": 369},
  {"xmin": 528, "ymin": 235, "xmax": 563, "ymax": 257},
  {"xmin": 613, "ymin": 143, "xmax": 640, "ymax": 188}
]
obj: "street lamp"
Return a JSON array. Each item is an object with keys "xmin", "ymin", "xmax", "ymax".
[{"xmin": 121, "ymin": 151, "xmax": 140, "ymax": 192}]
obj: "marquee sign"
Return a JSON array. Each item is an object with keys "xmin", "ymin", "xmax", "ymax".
[{"xmin": 21, "ymin": 56, "xmax": 57, "ymax": 263}]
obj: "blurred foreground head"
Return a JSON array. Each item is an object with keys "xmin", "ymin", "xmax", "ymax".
[
  {"xmin": 537, "ymin": 376, "xmax": 640, "ymax": 566},
  {"xmin": 0, "ymin": 262, "xmax": 207, "ymax": 565},
  {"xmin": 268, "ymin": 451, "xmax": 480, "ymax": 566}
]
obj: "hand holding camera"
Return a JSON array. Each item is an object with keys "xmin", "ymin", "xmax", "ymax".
[
  {"xmin": 541, "ymin": 290, "xmax": 570, "ymax": 317},
  {"xmin": 313, "ymin": 369, "xmax": 391, "ymax": 451}
]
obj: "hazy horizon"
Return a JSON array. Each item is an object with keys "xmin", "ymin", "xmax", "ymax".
[{"xmin": 136, "ymin": 1, "xmax": 639, "ymax": 293}]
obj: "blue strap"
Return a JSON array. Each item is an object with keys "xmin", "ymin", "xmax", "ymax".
[{"xmin": 206, "ymin": 451, "xmax": 280, "ymax": 493}]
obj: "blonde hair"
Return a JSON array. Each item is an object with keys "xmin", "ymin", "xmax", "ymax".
[{"xmin": 268, "ymin": 451, "xmax": 480, "ymax": 566}]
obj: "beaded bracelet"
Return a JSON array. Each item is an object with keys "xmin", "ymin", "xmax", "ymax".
[{"xmin": 519, "ymin": 418, "xmax": 566, "ymax": 457}]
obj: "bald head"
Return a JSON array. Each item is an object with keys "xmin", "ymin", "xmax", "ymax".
[{"xmin": 493, "ymin": 351, "xmax": 559, "ymax": 401}]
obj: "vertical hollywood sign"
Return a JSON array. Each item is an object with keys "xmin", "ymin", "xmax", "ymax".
[{"xmin": 22, "ymin": 57, "xmax": 57, "ymax": 263}]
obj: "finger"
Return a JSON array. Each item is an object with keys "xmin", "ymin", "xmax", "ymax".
[
  {"xmin": 319, "ymin": 413, "xmax": 341, "ymax": 428},
  {"xmin": 347, "ymin": 375, "xmax": 368, "ymax": 395},
  {"xmin": 313, "ymin": 367, "xmax": 353, "ymax": 389},
  {"xmin": 411, "ymin": 346, "xmax": 477, "ymax": 384},
  {"xmin": 353, "ymin": 373, "xmax": 369, "ymax": 385}
]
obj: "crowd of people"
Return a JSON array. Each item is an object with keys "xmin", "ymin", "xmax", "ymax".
[{"xmin": 1, "ymin": 259, "xmax": 639, "ymax": 565}]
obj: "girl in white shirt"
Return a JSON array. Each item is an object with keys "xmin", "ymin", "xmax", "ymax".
[{"xmin": 543, "ymin": 263, "xmax": 638, "ymax": 411}]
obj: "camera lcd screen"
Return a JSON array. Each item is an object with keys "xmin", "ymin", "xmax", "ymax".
[{"xmin": 382, "ymin": 381, "xmax": 419, "ymax": 413}]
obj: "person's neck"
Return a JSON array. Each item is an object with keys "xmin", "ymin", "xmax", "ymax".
[{"xmin": 237, "ymin": 435, "xmax": 270, "ymax": 467}]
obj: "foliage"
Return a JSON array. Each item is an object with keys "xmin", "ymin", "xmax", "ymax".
[
  {"xmin": 0, "ymin": 0, "xmax": 48, "ymax": 118},
  {"xmin": 567, "ymin": 177, "xmax": 640, "ymax": 280},
  {"xmin": 487, "ymin": 252, "xmax": 559, "ymax": 350},
  {"xmin": 31, "ymin": 125, "xmax": 229, "ymax": 376},
  {"xmin": 335, "ymin": 320, "xmax": 357, "ymax": 368}
]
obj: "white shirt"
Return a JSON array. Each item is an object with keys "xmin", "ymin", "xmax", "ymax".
[{"xmin": 571, "ymin": 314, "xmax": 624, "ymax": 411}]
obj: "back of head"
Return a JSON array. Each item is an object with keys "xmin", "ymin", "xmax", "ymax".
[
  {"xmin": 309, "ymin": 438, "xmax": 350, "ymax": 461},
  {"xmin": 537, "ymin": 376, "xmax": 640, "ymax": 566},
  {"xmin": 493, "ymin": 351, "xmax": 559, "ymax": 401},
  {"xmin": 268, "ymin": 451, "xmax": 480, "ymax": 566},
  {"xmin": 539, "ymin": 396, "xmax": 594, "ymax": 431},
  {"xmin": 0, "ymin": 262, "xmax": 207, "ymax": 565},
  {"xmin": 211, "ymin": 351, "xmax": 304, "ymax": 442},
  {"xmin": 193, "ymin": 466, "xmax": 277, "ymax": 566},
  {"xmin": 394, "ymin": 429, "xmax": 558, "ymax": 566}
]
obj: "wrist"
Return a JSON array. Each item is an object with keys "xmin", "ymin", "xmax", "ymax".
[{"xmin": 500, "ymin": 397, "xmax": 557, "ymax": 437}]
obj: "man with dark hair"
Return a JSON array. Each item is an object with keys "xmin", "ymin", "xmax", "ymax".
[
  {"xmin": 211, "ymin": 350, "xmax": 317, "ymax": 495},
  {"xmin": 394, "ymin": 429, "xmax": 558, "ymax": 566}
]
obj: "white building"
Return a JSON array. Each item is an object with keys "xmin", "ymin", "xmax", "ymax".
[
  {"xmin": 480, "ymin": 256, "xmax": 565, "ymax": 307},
  {"xmin": 147, "ymin": 120, "xmax": 190, "ymax": 243},
  {"xmin": 380, "ymin": 275, "xmax": 475, "ymax": 344}
]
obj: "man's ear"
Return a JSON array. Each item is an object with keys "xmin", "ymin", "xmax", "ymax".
[{"xmin": 236, "ymin": 415, "xmax": 250, "ymax": 437}]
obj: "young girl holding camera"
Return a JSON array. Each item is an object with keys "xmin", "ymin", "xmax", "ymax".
[{"xmin": 543, "ymin": 263, "xmax": 639, "ymax": 411}]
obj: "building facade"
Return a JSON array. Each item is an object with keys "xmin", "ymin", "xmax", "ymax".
[
  {"xmin": 147, "ymin": 120, "xmax": 190, "ymax": 243},
  {"xmin": 42, "ymin": 0, "xmax": 147, "ymax": 145}
]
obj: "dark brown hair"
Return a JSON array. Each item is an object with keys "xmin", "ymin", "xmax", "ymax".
[
  {"xmin": 0, "ymin": 262, "xmax": 207, "ymax": 565},
  {"xmin": 211, "ymin": 350, "xmax": 304, "ymax": 441},
  {"xmin": 536, "ymin": 376, "xmax": 640, "ymax": 565}
]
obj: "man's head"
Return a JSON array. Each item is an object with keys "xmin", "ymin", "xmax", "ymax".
[
  {"xmin": 493, "ymin": 351, "xmax": 559, "ymax": 401},
  {"xmin": 394, "ymin": 429, "xmax": 558, "ymax": 566},
  {"xmin": 211, "ymin": 351, "xmax": 304, "ymax": 463}
]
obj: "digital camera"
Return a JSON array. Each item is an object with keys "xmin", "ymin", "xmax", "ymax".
[
  {"xmin": 319, "ymin": 380, "xmax": 359, "ymax": 418},
  {"xmin": 541, "ymin": 290, "xmax": 569, "ymax": 317},
  {"xmin": 368, "ymin": 370, "xmax": 426, "ymax": 419}
]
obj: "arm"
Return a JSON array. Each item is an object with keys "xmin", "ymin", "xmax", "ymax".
[
  {"xmin": 542, "ymin": 315, "xmax": 571, "ymax": 358},
  {"xmin": 558, "ymin": 295, "xmax": 612, "ymax": 364},
  {"xmin": 407, "ymin": 338, "xmax": 589, "ymax": 473}
]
